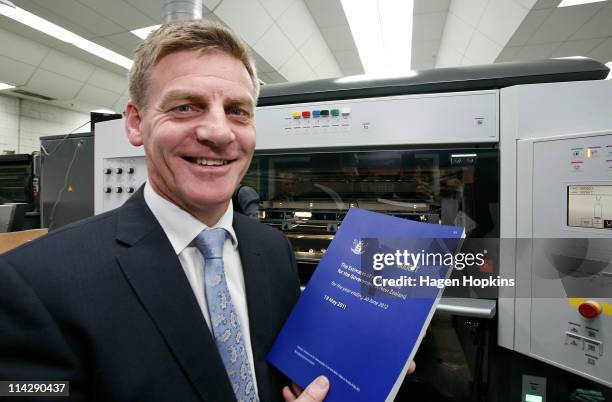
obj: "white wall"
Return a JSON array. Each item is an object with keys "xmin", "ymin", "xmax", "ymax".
[
  {"xmin": 0, "ymin": 95, "xmax": 19, "ymax": 153},
  {"xmin": 0, "ymin": 94, "xmax": 89, "ymax": 155}
]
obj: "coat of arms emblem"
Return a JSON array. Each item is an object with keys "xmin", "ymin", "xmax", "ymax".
[{"xmin": 351, "ymin": 239, "xmax": 366, "ymax": 255}]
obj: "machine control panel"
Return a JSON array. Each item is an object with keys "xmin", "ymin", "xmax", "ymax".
[
  {"xmin": 537, "ymin": 299, "xmax": 611, "ymax": 378},
  {"xmin": 569, "ymin": 143, "xmax": 612, "ymax": 173},
  {"xmin": 256, "ymin": 90, "xmax": 498, "ymax": 150},
  {"xmin": 563, "ymin": 312, "xmax": 606, "ymax": 369},
  {"xmin": 564, "ymin": 327, "xmax": 604, "ymax": 356},
  {"xmin": 285, "ymin": 107, "xmax": 352, "ymax": 134},
  {"xmin": 524, "ymin": 132, "xmax": 612, "ymax": 387},
  {"xmin": 101, "ymin": 157, "xmax": 147, "ymax": 212}
]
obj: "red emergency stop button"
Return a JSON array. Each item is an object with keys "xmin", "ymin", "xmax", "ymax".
[{"xmin": 578, "ymin": 300, "xmax": 602, "ymax": 319}]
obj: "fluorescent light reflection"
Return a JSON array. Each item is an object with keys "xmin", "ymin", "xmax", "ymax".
[
  {"xmin": 558, "ymin": 0, "xmax": 607, "ymax": 7},
  {"xmin": 131, "ymin": 24, "xmax": 161, "ymax": 40},
  {"xmin": 0, "ymin": 3, "xmax": 133, "ymax": 69},
  {"xmin": 340, "ymin": 0, "xmax": 414, "ymax": 76},
  {"xmin": 0, "ymin": 82, "xmax": 15, "ymax": 90},
  {"xmin": 336, "ymin": 71, "xmax": 417, "ymax": 83},
  {"xmin": 554, "ymin": 56, "xmax": 589, "ymax": 59},
  {"xmin": 606, "ymin": 62, "xmax": 612, "ymax": 80}
]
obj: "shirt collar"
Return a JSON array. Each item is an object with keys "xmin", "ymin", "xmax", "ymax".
[{"xmin": 143, "ymin": 181, "xmax": 238, "ymax": 255}]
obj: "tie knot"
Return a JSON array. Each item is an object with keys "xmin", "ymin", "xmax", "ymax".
[{"xmin": 194, "ymin": 228, "xmax": 227, "ymax": 259}]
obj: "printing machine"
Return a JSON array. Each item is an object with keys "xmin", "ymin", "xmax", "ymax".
[
  {"xmin": 0, "ymin": 153, "xmax": 39, "ymax": 231},
  {"xmin": 94, "ymin": 58, "xmax": 612, "ymax": 401}
]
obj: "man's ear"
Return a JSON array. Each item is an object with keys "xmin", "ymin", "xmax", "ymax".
[{"xmin": 125, "ymin": 100, "xmax": 144, "ymax": 146}]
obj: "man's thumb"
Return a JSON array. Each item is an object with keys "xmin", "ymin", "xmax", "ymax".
[{"xmin": 298, "ymin": 376, "xmax": 329, "ymax": 402}]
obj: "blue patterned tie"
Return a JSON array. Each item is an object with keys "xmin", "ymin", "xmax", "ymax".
[{"xmin": 194, "ymin": 228, "xmax": 258, "ymax": 402}]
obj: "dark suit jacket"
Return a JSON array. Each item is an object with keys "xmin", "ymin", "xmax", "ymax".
[{"xmin": 0, "ymin": 189, "xmax": 301, "ymax": 401}]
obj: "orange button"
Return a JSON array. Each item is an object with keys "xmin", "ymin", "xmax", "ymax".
[{"xmin": 578, "ymin": 300, "xmax": 602, "ymax": 319}]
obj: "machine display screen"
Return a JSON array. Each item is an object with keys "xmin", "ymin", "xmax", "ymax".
[{"xmin": 567, "ymin": 185, "xmax": 612, "ymax": 229}]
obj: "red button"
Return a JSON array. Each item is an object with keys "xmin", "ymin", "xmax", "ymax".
[
  {"xmin": 302, "ymin": 111, "xmax": 311, "ymax": 118},
  {"xmin": 479, "ymin": 259, "xmax": 494, "ymax": 273},
  {"xmin": 578, "ymin": 300, "xmax": 602, "ymax": 319}
]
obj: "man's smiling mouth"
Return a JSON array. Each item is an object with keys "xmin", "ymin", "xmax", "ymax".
[{"xmin": 183, "ymin": 157, "xmax": 231, "ymax": 166}]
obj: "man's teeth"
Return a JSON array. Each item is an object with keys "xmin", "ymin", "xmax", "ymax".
[{"xmin": 195, "ymin": 158, "xmax": 227, "ymax": 166}]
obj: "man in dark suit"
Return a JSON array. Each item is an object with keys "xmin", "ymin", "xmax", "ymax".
[
  {"xmin": 0, "ymin": 20, "xmax": 328, "ymax": 402},
  {"xmin": 233, "ymin": 184, "xmax": 260, "ymax": 220}
]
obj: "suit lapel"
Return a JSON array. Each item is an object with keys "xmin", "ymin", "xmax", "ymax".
[
  {"xmin": 114, "ymin": 189, "xmax": 236, "ymax": 402},
  {"xmin": 233, "ymin": 213, "xmax": 274, "ymax": 401}
]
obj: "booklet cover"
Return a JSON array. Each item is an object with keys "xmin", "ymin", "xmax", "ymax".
[{"xmin": 267, "ymin": 207, "xmax": 465, "ymax": 402}]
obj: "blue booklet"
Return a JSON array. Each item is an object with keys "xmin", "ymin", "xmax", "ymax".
[{"xmin": 267, "ymin": 208, "xmax": 465, "ymax": 402}]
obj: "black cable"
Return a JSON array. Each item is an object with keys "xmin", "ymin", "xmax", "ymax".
[{"xmin": 40, "ymin": 120, "xmax": 90, "ymax": 157}]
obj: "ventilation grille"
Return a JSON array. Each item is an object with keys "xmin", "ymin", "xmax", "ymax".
[{"xmin": 11, "ymin": 89, "xmax": 56, "ymax": 101}]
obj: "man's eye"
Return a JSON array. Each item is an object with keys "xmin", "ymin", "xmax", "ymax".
[
  {"xmin": 174, "ymin": 104, "xmax": 194, "ymax": 113},
  {"xmin": 228, "ymin": 107, "xmax": 249, "ymax": 117}
]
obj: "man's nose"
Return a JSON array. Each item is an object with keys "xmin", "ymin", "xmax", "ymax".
[{"xmin": 195, "ymin": 106, "xmax": 235, "ymax": 146}]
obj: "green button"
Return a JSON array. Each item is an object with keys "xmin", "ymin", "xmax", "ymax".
[{"xmin": 331, "ymin": 109, "xmax": 340, "ymax": 116}]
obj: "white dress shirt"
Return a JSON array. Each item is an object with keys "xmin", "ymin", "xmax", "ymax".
[{"xmin": 143, "ymin": 182, "xmax": 258, "ymax": 391}]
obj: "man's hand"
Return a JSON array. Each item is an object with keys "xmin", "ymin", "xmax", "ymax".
[
  {"xmin": 408, "ymin": 360, "xmax": 416, "ymax": 375},
  {"xmin": 282, "ymin": 376, "xmax": 329, "ymax": 402},
  {"xmin": 281, "ymin": 361, "xmax": 414, "ymax": 402}
]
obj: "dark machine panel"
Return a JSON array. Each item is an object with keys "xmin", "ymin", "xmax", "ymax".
[
  {"xmin": 40, "ymin": 133, "xmax": 94, "ymax": 230},
  {"xmin": 0, "ymin": 153, "xmax": 40, "ymax": 231},
  {"xmin": 0, "ymin": 154, "xmax": 35, "ymax": 205},
  {"xmin": 259, "ymin": 58, "xmax": 609, "ymax": 106}
]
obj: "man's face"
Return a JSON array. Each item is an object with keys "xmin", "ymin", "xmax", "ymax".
[{"xmin": 125, "ymin": 50, "xmax": 256, "ymax": 223}]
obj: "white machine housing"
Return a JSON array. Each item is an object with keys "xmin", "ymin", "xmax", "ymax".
[{"xmin": 499, "ymin": 79, "xmax": 612, "ymax": 386}]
